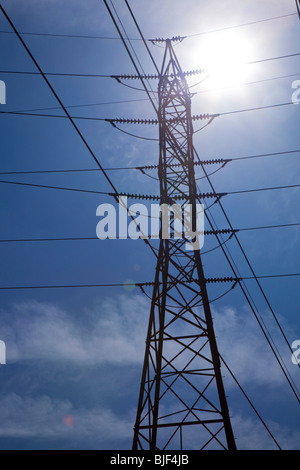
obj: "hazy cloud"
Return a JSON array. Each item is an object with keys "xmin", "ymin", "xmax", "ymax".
[
  {"xmin": 0, "ymin": 392, "xmax": 299, "ymax": 449},
  {"xmin": 1, "ymin": 296, "xmax": 296, "ymax": 391},
  {"xmin": 1, "ymin": 295, "xmax": 148, "ymax": 365},
  {"xmin": 0, "ymin": 393, "xmax": 133, "ymax": 447},
  {"xmin": 0, "ymin": 296, "xmax": 299, "ymax": 448},
  {"xmin": 212, "ymin": 305, "xmax": 293, "ymax": 387}
]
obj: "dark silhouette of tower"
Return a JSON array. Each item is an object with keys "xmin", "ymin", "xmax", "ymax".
[{"xmin": 132, "ymin": 39, "xmax": 236, "ymax": 451}]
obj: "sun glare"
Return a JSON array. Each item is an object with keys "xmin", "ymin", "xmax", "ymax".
[{"xmin": 195, "ymin": 31, "xmax": 254, "ymax": 89}]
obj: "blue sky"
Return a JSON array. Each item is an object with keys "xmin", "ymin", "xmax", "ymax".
[{"xmin": 0, "ymin": 0, "xmax": 299, "ymax": 450}]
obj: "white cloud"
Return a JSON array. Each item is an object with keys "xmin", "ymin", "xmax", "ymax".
[
  {"xmin": 0, "ymin": 391, "xmax": 299, "ymax": 450},
  {"xmin": 231, "ymin": 413, "xmax": 300, "ymax": 450},
  {"xmin": 0, "ymin": 393, "xmax": 133, "ymax": 447},
  {"xmin": 0, "ymin": 393, "xmax": 299, "ymax": 449},
  {"xmin": 0, "ymin": 296, "xmax": 299, "ymax": 449},
  {"xmin": 212, "ymin": 305, "xmax": 297, "ymax": 388},
  {"xmin": 2, "ymin": 296, "xmax": 297, "ymax": 392},
  {"xmin": 1, "ymin": 295, "xmax": 149, "ymax": 366}
]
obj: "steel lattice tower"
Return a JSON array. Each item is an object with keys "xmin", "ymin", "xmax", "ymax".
[{"xmin": 132, "ymin": 39, "xmax": 236, "ymax": 451}]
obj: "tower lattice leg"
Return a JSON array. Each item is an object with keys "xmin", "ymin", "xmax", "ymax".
[{"xmin": 132, "ymin": 39, "xmax": 236, "ymax": 451}]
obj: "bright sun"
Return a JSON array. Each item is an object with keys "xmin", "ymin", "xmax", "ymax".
[{"xmin": 195, "ymin": 31, "xmax": 254, "ymax": 89}]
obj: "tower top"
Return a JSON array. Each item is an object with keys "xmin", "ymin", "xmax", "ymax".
[{"xmin": 149, "ymin": 36, "xmax": 186, "ymax": 45}]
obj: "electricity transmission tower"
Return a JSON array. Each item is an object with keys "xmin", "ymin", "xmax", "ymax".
[{"xmin": 132, "ymin": 39, "xmax": 236, "ymax": 451}]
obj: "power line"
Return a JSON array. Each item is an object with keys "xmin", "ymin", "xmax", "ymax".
[
  {"xmin": 220, "ymin": 355, "xmax": 281, "ymax": 450},
  {"xmin": 103, "ymin": 0, "xmax": 158, "ymax": 114},
  {"xmin": 99, "ymin": 2, "xmax": 300, "ymax": 399},
  {"xmin": 195, "ymin": 147, "xmax": 300, "ymax": 380},
  {"xmin": 0, "ymin": 100, "xmax": 296, "ymax": 124},
  {"xmin": 109, "ymin": 0, "xmax": 158, "ymax": 108},
  {"xmin": 0, "ymin": 147, "xmax": 299, "ymax": 176},
  {"xmin": 202, "ymin": 198, "xmax": 300, "ymax": 402},
  {"xmin": 245, "ymin": 51, "xmax": 300, "ymax": 65},
  {"xmin": 243, "ymin": 273, "xmax": 300, "ymax": 280},
  {"xmin": 0, "ymin": 0, "xmax": 297, "ymax": 432},
  {"xmin": 1, "ymin": 50, "xmax": 300, "ymax": 79},
  {"xmin": 0, "ymin": 5, "xmax": 159, "ymax": 261},
  {"xmin": 184, "ymin": 12, "xmax": 298, "ymax": 38},
  {"xmin": 0, "ymin": 69, "xmax": 298, "ymax": 117},
  {"xmin": 0, "ymin": 273, "xmax": 299, "ymax": 290},
  {"xmin": 238, "ymin": 222, "xmax": 300, "ymax": 232},
  {"xmin": 0, "ymin": 179, "xmax": 114, "ymax": 195},
  {"xmin": 0, "ymin": 30, "xmax": 141, "ymax": 41},
  {"xmin": 230, "ymin": 148, "xmax": 300, "ymax": 162},
  {"xmin": 2, "ymin": 0, "xmax": 300, "ymax": 400},
  {"xmin": 2, "ymin": 0, "xmax": 298, "ymax": 443},
  {"xmin": 227, "ymin": 183, "xmax": 300, "ymax": 196},
  {"xmin": 0, "ymin": 12, "xmax": 297, "ymax": 41},
  {"xmin": 8, "ymin": 98, "xmax": 149, "ymax": 114},
  {"xmin": 0, "ymin": 69, "xmax": 114, "ymax": 78},
  {"xmin": 0, "ymin": 69, "xmax": 203, "ymax": 81},
  {"xmin": 0, "ymin": 110, "xmax": 213, "ymax": 122},
  {"xmin": 90, "ymin": 0, "xmax": 300, "ymax": 425},
  {"xmin": 218, "ymin": 101, "xmax": 295, "ymax": 117},
  {"xmin": 0, "ymin": 223, "xmax": 299, "ymax": 244},
  {"xmin": 124, "ymin": 0, "xmax": 160, "ymax": 75},
  {"xmin": 0, "ymin": 166, "xmax": 138, "ymax": 175},
  {"xmin": 142, "ymin": 147, "xmax": 300, "ymax": 170},
  {"xmin": 0, "ymin": 282, "xmax": 139, "ymax": 290},
  {"xmin": 195, "ymin": 72, "xmax": 300, "ymax": 94},
  {"xmin": 3, "ymin": 70, "xmax": 300, "ymax": 106},
  {"xmin": 0, "ymin": 178, "xmax": 299, "ymax": 198},
  {"xmin": 0, "ymin": 110, "xmax": 111, "ymax": 121},
  {"xmin": 0, "ymin": 6, "xmax": 119, "ymax": 197},
  {"xmin": 6, "ymin": 0, "xmax": 300, "ymax": 406}
]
